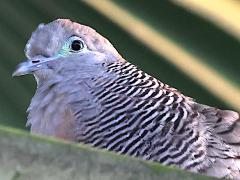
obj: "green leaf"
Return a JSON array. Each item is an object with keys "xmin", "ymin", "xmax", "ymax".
[{"xmin": 0, "ymin": 125, "xmax": 214, "ymax": 180}]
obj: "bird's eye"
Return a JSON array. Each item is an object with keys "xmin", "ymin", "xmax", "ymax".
[{"xmin": 70, "ymin": 40, "xmax": 84, "ymax": 52}]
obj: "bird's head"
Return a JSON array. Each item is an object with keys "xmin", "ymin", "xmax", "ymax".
[{"xmin": 13, "ymin": 19, "xmax": 122, "ymax": 80}]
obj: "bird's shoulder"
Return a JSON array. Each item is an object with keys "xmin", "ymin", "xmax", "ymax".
[{"xmin": 97, "ymin": 61, "xmax": 194, "ymax": 113}]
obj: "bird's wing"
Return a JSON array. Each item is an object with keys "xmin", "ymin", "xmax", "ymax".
[
  {"xmin": 71, "ymin": 60, "xmax": 240, "ymax": 178},
  {"xmin": 73, "ymin": 61, "xmax": 205, "ymax": 165},
  {"xmin": 196, "ymin": 105, "xmax": 240, "ymax": 178}
]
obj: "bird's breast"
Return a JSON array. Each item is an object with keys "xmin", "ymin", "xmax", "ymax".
[{"xmin": 27, "ymin": 78, "xmax": 96, "ymax": 141}]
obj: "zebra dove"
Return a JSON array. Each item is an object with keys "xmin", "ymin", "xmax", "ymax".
[{"xmin": 13, "ymin": 19, "xmax": 240, "ymax": 179}]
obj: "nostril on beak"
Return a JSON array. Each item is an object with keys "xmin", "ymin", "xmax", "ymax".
[{"xmin": 32, "ymin": 60, "xmax": 40, "ymax": 64}]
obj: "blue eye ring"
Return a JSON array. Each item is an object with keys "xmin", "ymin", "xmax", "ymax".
[{"xmin": 58, "ymin": 36, "xmax": 85, "ymax": 56}]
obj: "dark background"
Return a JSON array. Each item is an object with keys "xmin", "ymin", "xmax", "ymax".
[{"xmin": 0, "ymin": 0, "xmax": 239, "ymax": 129}]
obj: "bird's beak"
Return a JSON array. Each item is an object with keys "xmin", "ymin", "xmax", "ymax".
[
  {"xmin": 12, "ymin": 60, "xmax": 34, "ymax": 77},
  {"xmin": 12, "ymin": 56, "xmax": 57, "ymax": 77}
]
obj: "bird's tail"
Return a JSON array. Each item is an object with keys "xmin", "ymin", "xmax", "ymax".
[{"xmin": 201, "ymin": 107, "xmax": 240, "ymax": 178}]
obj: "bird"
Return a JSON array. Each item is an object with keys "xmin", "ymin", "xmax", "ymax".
[{"xmin": 13, "ymin": 19, "xmax": 240, "ymax": 179}]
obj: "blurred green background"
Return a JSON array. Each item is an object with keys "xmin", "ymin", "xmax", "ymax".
[{"xmin": 0, "ymin": 0, "xmax": 239, "ymax": 130}]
